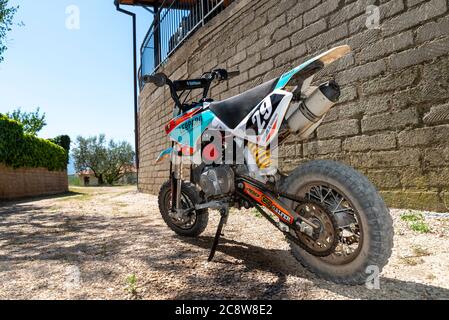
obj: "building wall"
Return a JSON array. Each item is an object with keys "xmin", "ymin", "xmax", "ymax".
[
  {"xmin": 138, "ymin": 0, "xmax": 449, "ymax": 211},
  {"xmin": 0, "ymin": 164, "xmax": 68, "ymax": 200},
  {"xmin": 77, "ymin": 174, "xmax": 99, "ymax": 186}
]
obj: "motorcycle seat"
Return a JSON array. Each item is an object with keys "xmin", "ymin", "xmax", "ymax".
[{"xmin": 209, "ymin": 78, "xmax": 279, "ymax": 129}]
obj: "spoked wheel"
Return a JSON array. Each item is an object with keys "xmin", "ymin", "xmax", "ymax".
[
  {"xmin": 158, "ymin": 181, "xmax": 209, "ymax": 237},
  {"xmin": 282, "ymin": 160, "xmax": 393, "ymax": 285}
]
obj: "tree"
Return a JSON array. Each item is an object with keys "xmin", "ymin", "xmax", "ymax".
[
  {"xmin": 49, "ymin": 135, "xmax": 71, "ymax": 164},
  {"xmin": 50, "ymin": 135, "xmax": 71, "ymax": 154},
  {"xmin": 72, "ymin": 134, "xmax": 135, "ymax": 186},
  {"xmin": 0, "ymin": 0, "xmax": 18, "ymax": 63},
  {"xmin": 72, "ymin": 135, "xmax": 107, "ymax": 185},
  {"xmin": 103, "ymin": 140, "xmax": 135, "ymax": 185},
  {"xmin": 6, "ymin": 107, "xmax": 46, "ymax": 136}
]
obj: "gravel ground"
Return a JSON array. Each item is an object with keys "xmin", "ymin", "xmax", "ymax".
[{"xmin": 0, "ymin": 186, "xmax": 448, "ymax": 300}]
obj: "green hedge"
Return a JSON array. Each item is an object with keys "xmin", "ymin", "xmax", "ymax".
[{"xmin": 0, "ymin": 114, "xmax": 67, "ymax": 171}]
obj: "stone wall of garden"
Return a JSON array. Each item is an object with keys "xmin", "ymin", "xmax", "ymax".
[{"xmin": 0, "ymin": 164, "xmax": 68, "ymax": 200}]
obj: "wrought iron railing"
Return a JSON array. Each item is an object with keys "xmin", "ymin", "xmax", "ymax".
[{"xmin": 140, "ymin": 0, "xmax": 228, "ymax": 88}]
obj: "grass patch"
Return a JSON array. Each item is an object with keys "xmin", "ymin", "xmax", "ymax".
[
  {"xmin": 69, "ymin": 186, "xmax": 101, "ymax": 194},
  {"xmin": 400, "ymin": 211, "xmax": 431, "ymax": 233},
  {"xmin": 68, "ymin": 175, "xmax": 81, "ymax": 186},
  {"xmin": 400, "ymin": 211, "xmax": 424, "ymax": 222},
  {"xmin": 125, "ymin": 274, "xmax": 138, "ymax": 296},
  {"xmin": 410, "ymin": 221, "xmax": 431, "ymax": 233},
  {"xmin": 56, "ymin": 193, "xmax": 92, "ymax": 203}
]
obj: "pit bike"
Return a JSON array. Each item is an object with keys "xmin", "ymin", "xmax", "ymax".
[{"xmin": 143, "ymin": 45, "xmax": 393, "ymax": 285}]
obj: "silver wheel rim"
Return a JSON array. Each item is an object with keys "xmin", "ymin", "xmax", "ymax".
[{"xmin": 165, "ymin": 191, "xmax": 197, "ymax": 230}]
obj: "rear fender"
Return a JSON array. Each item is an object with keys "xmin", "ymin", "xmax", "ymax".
[{"xmin": 275, "ymin": 45, "xmax": 351, "ymax": 92}]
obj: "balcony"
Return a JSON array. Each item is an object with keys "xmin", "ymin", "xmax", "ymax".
[{"xmin": 118, "ymin": 0, "xmax": 234, "ymax": 88}]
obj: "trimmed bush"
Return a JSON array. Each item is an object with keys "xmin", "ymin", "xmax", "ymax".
[{"xmin": 0, "ymin": 114, "xmax": 67, "ymax": 171}]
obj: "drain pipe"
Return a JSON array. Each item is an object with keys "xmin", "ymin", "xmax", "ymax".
[{"xmin": 115, "ymin": 0, "xmax": 140, "ymax": 187}]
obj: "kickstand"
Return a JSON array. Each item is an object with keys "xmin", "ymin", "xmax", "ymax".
[{"xmin": 208, "ymin": 206, "xmax": 229, "ymax": 262}]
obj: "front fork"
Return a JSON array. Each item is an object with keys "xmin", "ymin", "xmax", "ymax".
[{"xmin": 170, "ymin": 150, "xmax": 183, "ymax": 213}]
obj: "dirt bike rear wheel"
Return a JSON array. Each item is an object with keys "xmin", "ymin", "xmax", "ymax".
[
  {"xmin": 158, "ymin": 180, "xmax": 209, "ymax": 237},
  {"xmin": 281, "ymin": 160, "xmax": 393, "ymax": 285}
]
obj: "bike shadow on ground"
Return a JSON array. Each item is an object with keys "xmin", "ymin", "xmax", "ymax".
[{"xmin": 179, "ymin": 235, "xmax": 449, "ymax": 300}]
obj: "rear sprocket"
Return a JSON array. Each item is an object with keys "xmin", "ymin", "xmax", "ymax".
[{"xmin": 291, "ymin": 200, "xmax": 339, "ymax": 257}]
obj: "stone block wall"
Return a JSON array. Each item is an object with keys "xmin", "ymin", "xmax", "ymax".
[
  {"xmin": 138, "ymin": 0, "xmax": 449, "ymax": 211},
  {"xmin": 0, "ymin": 164, "xmax": 68, "ymax": 201}
]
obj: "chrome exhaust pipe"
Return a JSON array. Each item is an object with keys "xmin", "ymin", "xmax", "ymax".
[{"xmin": 286, "ymin": 80, "xmax": 340, "ymax": 137}]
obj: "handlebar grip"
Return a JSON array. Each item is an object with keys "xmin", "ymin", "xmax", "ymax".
[{"xmin": 142, "ymin": 73, "xmax": 167, "ymax": 87}]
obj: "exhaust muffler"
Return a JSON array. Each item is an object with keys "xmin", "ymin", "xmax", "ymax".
[{"xmin": 286, "ymin": 80, "xmax": 340, "ymax": 139}]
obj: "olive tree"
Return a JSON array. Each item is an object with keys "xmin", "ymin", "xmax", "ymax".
[
  {"xmin": 6, "ymin": 107, "xmax": 47, "ymax": 136},
  {"xmin": 72, "ymin": 134, "xmax": 135, "ymax": 185}
]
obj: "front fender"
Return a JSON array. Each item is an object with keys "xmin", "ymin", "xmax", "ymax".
[{"xmin": 156, "ymin": 147, "xmax": 173, "ymax": 164}]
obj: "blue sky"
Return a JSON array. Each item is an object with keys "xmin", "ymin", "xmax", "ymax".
[{"xmin": 0, "ymin": 0, "xmax": 153, "ymax": 147}]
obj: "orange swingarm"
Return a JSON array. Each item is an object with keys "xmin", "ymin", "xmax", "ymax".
[{"xmin": 241, "ymin": 182, "xmax": 294, "ymax": 225}]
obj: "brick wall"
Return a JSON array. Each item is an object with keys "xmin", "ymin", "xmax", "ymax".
[
  {"xmin": 138, "ymin": 0, "xmax": 449, "ymax": 212},
  {"xmin": 0, "ymin": 164, "xmax": 68, "ymax": 200}
]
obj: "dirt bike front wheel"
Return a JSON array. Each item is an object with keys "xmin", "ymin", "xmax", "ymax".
[
  {"xmin": 158, "ymin": 180, "xmax": 209, "ymax": 237},
  {"xmin": 281, "ymin": 160, "xmax": 394, "ymax": 285}
]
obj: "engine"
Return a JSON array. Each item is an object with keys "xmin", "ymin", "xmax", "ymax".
[{"xmin": 194, "ymin": 165, "xmax": 235, "ymax": 198}]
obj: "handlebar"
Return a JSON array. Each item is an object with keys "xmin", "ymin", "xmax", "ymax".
[
  {"xmin": 142, "ymin": 69, "xmax": 240, "ymax": 87},
  {"xmin": 141, "ymin": 68, "xmax": 240, "ymax": 112}
]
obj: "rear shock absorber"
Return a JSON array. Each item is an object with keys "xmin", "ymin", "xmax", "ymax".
[{"xmin": 248, "ymin": 142, "xmax": 272, "ymax": 169}]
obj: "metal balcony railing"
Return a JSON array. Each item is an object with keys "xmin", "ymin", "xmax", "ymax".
[{"xmin": 140, "ymin": 0, "xmax": 229, "ymax": 88}]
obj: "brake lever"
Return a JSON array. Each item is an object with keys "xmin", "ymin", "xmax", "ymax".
[
  {"xmin": 212, "ymin": 69, "xmax": 228, "ymax": 81},
  {"xmin": 227, "ymin": 71, "xmax": 240, "ymax": 78}
]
